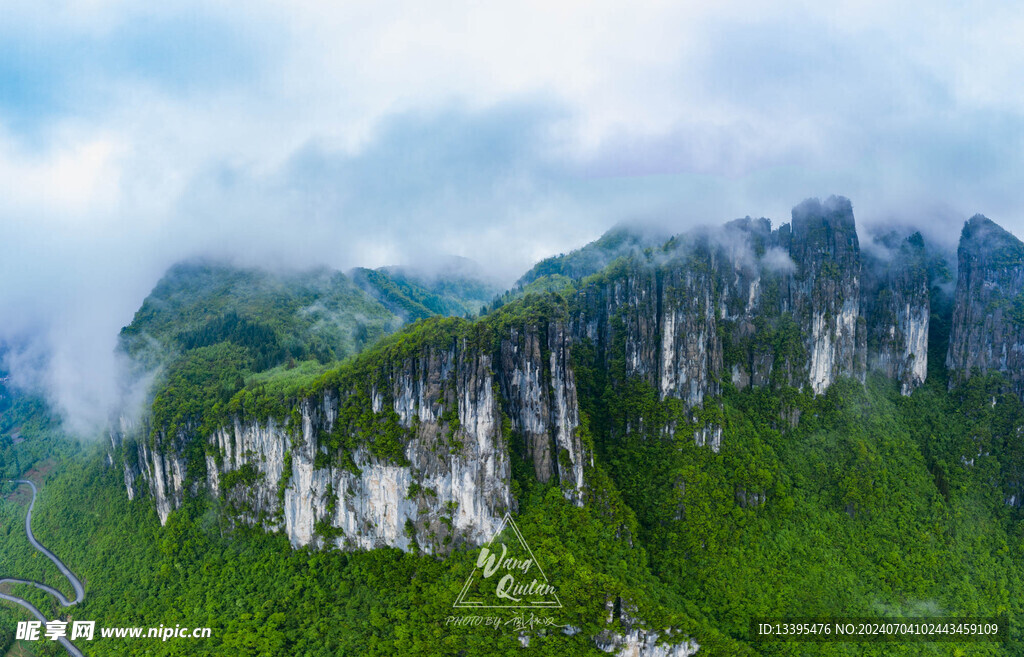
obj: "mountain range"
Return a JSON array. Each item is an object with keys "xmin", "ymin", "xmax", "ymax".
[{"xmin": 5, "ymin": 196, "xmax": 1024, "ymax": 655}]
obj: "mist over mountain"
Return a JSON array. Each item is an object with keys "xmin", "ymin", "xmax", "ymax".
[
  {"xmin": 7, "ymin": 195, "xmax": 1024, "ymax": 655},
  {"xmin": 106, "ymin": 199, "xmax": 983, "ymax": 531},
  {"xmin": 88, "ymin": 196, "xmax": 1024, "ymax": 653},
  {"xmin": 3, "ymin": 3, "xmax": 1024, "ymax": 655},
  {"xmin": 3, "ymin": 2, "xmax": 1024, "ymax": 448},
  {"xmin": 0, "ymin": 196, "xmax": 992, "ymax": 444}
]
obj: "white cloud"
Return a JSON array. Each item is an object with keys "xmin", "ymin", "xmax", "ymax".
[
  {"xmin": 0, "ymin": 129, "xmax": 123, "ymax": 216},
  {"xmin": 761, "ymin": 246, "xmax": 798, "ymax": 275},
  {"xmin": 1, "ymin": 0, "xmax": 1023, "ymax": 435}
]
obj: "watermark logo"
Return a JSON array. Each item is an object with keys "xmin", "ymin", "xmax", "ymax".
[
  {"xmin": 16, "ymin": 621, "xmax": 94, "ymax": 642},
  {"xmin": 15, "ymin": 620, "xmax": 211, "ymax": 642},
  {"xmin": 453, "ymin": 513, "xmax": 561, "ymax": 609}
]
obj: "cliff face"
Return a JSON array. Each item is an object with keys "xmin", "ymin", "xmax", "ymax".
[
  {"xmin": 120, "ymin": 195, "xmax": 954, "ymax": 554},
  {"xmin": 717, "ymin": 198, "xmax": 928, "ymax": 396},
  {"xmin": 497, "ymin": 322, "xmax": 585, "ymax": 496},
  {"xmin": 946, "ymin": 215, "xmax": 1024, "ymax": 394},
  {"xmin": 568, "ymin": 250, "xmax": 722, "ymax": 410},
  {"xmin": 788, "ymin": 197, "xmax": 864, "ymax": 393},
  {"xmin": 120, "ymin": 345, "xmax": 514, "ymax": 554},
  {"xmin": 862, "ymin": 232, "xmax": 930, "ymax": 395},
  {"xmin": 104, "ymin": 204, "xmax": 1024, "ymax": 657},
  {"xmin": 206, "ymin": 364, "xmax": 512, "ymax": 555},
  {"xmin": 117, "ymin": 317, "xmax": 593, "ymax": 553},
  {"xmin": 562, "ymin": 202, "xmax": 867, "ymax": 409}
]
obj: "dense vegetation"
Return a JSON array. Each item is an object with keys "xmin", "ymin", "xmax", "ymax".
[
  {"xmin": 3, "ymin": 362, "xmax": 1023, "ymax": 655},
  {"xmin": 354, "ymin": 263, "xmax": 498, "ymax": 320},
  {"xmin": 4, "ymin": 240, "xmax": 1024, "ymax": 655},
  {"xmin": 0, "ymin": 374, "xmax": 78, "ymax": 481},
  {"xmin": 123, "ymin": 259, "xmax": 499, "ymax": 460},
  {"xmin": 514, "ymin": 224, "xmax": 668, "ymax": 289},
  {"xmin": 119, "ymin": 261, "xmax": 409, "ymax": 371}
]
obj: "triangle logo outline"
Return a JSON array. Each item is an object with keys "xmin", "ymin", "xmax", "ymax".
[{"xmin": 452, "ymin": 513, "xmax": 562, "ymax": 609}]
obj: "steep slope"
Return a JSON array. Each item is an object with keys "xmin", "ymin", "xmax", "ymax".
[
  {"xmin": 515, "ymin": 222, "xmax": 672, "ymax": 289},
  {"xmin": 119, "ymin": 196, "xmax": 943, "ymax": 551},
  {"xmin": 946, "ymin": 215, "xmax": 1024, "ymax": 395},
  {"xmin": 861, "ymin": 231, "xmax": 930, "ymax": 395},
  {"xmin": 118, "ymin": 302, "xmax": 588, "ymax": 549},
  {"xmin": 349, "ymin": 268, "xmax": 438, "ymax": 321},
  {"xmin": 484, "ymin": 222, "xmax": 674, "ymax": 311},
  {"xmin": 120, "ymin": 260, "xmax": 404, "ymax": 370},
  {"xmin": 9, "ymin": 199, "xmax": 1024, "ymax": 655},
  {"xmin": 351, "ymin": 260, "xmax": 499, "ymax": 321}
]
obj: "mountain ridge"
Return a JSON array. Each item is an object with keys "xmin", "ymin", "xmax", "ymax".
[
  {"xmin": 64, "ymin": 196, "xmax": 1024, "ymax": 655},
  {"xmin": 112, "ymin": 195, "xmax": 1020, "ymax": 548}
]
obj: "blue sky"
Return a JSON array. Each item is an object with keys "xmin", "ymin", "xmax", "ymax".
[{"xmin": 1, "ymin": 0, "xmax": 1023, "ymax": 432}]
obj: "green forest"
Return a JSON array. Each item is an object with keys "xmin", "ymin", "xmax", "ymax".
[
  {"xmin": 2, "ymin": 248, "xmax": 1024, "ymax": 655},
  {"xmin": 3, "ymin": 327, "xmax": 1024, "ymax": 654}
]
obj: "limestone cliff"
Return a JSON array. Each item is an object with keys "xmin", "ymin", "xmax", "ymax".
[
  {"xmin": 116, "ymin": 312, "xmax": 593, "ymax": 552},
  {"xmin": 788, "ymin": 197, "xmax": 865, "ymax": 393},
  {"xmin": 947, "ymin": 215, "xmax": 1024, "ymax": 394},
  {"xmin": 118, "ymin": 196, "xmax": 961, "ymax": 554},
  {"xmin": 717, "ymin": 198, "xmax": 869, "ymax": 395},
  {"xmin": 862, "ymin": 232, "xmax": 930, "ymax": 395}
]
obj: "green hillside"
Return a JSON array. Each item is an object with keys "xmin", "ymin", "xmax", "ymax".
[
  {"xmin": 119, "ymin": 261, "xmax": 404, "ymax": 371},
  {"xmin": 352, "ymin": 261, "xmax": 500, "ymax": 321},
  {"xmin": 2, "ymin": 287, "xmax": 1023, "ymax": 655}
]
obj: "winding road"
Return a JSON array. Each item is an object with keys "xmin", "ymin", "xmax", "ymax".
[{"xmin": 0, "ymin": 480, "xmax": 86, "ymax": 657}]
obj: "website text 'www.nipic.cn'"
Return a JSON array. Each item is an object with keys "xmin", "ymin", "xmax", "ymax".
[{"xmin": 16, "ymin": 620, "xmax": 212, "ymax": 642}]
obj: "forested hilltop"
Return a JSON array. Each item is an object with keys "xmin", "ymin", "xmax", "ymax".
[{"xmin": 4, "ymin": 197, "xmax": 1024, "ymax": 655}]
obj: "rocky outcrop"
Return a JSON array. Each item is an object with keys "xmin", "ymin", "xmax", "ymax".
[
  {"xmin": 862, "ymin": 232, "xmax": 930, "ymax": 395},
  {"xmin": 713, "ymin": 218, "xmax": 793, "ymax": 390},
  {"xmin": 659, "ymin": 261, "xmax": 722, "ymax": 407},
  {"xmin": 714, "ymin": 198, "xmax": 866, "ymax": 394},
  {"xmin": 497, "ymin": 321, "xmax": 587, "ymax": 501},
  {"xmin": 116, "ymin": 320, "xmax": 596, "ymax": 550},
  {"xmin": 117, "ymin": 342, "xmax": 519, "ymax": 554},
  {"xmin": 207, "ymin": 380, "xmax": 511, "ymax": 554},
  {"xmin": 499, "ymin": 326, "xmax": 553, "ymax": 482},
  {"xmin": 560, "ymin": 197, "xmax": 928, "ymax": 445},
  {"xmin": 596, "ymin": 631, "xmax": 700, "ymax": 657},
  {"xmin": 547, "ymin": 322, "xmax": 587, "ymax": 502},
  {"xmin": 120, "ymin": 195, "xmax": 971, "ymax": 553},
  {"xmin": 595, "ymin": 599, "xmax": 700, "ymax": 657},
  {"xmin": 946, "ymin": 215, "xmax": 1024, "ymax": 395},
  {"xmin": 567, "ymin": 247, "xmax": 722, "ymax": 412},
  {"xmin": 788, "ymin": 197, "xmax": 864, "ymax": 393},
  {"xmin": 714, "ymin": 198, "xmax": 935, "ymax": 398}
]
